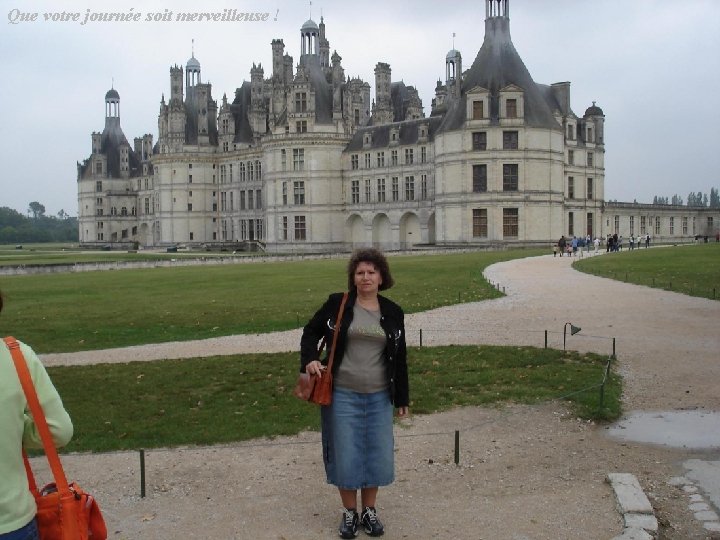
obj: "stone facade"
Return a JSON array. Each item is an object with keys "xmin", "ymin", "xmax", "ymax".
[{"xmin": 76, "ymin": 0, "xmax": 719, "ymax": 251}]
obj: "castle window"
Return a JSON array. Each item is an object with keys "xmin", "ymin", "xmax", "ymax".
[
  {"xmin": 391, "ymin": 150, "xmax": 398, "ymax": 166},
  {"xmin": 188, "ymin": 175, "xmax": 192, "ymax": 183},
  {"xmin": 670, "ymin": 217, "xmax": 674, "ymax": 235},
  {"xmin": 365, "ymin": 153, "xmax": 371, "ymax": 168},
  {"xmin": 281, "ymin": 149, "xmax": 287, "ymax": 171},
  {"xmin": 587, "ymin": 178, "xmax": 593, "ymax": 200},
  {"xmin": 248, "ymin": 190, "xmax": 254, "ymax": 210},
  {"xmin": 392, "ymin": 177, "xmax": 399, "ymax": 201},
  {"xmin": 377, "ymin": 152, "xmax": 385, "ymax": 167},
  {"xmin": 377, "ymin": 178, "xmax": 386, "ymax": 202},
  {"xmin": 282, "ymin": 216, "xmax": 288, "ymax": 240},
  {"xmin": 587, "ymin": 213, "xmax": 594, "ymax": 238},
  {"xmin": 506, "ymin": 99, "xmax": 517, "ymax": 118},
  {"xmin": 295, "ymin": 92, "xmax": 307, "ymax": 113},
  {"xmin": 256, "ymin": 190, "xmax": 262, "ymax": 209},
  {"xmin": 421, "ymin": 174, "xmax": 428, "ymax": 199},
  {"xmin": 190, "ymin": 232, "xmax": 194, "ymax": 240},
  {"xmin": 569, "ymin": 212, "xmax": 575, "ymax": 236},
  {"xmin": 473, "ymin": 209, "xmax": 488, "ymax": 238},
  {"xmin": 96, "ymin": 181, "xmax": 103, "ymax": 192},
  {"xmin": 568, "ymin": 150, "xmax": 574, "ymax": 165},
  {"xmin": 568, "ymin": 177, "xmax": 574, "ymax": 199},
  {"xmin": 615, "ymin": 215, "xmax": 621, "ymax": 234},
  {"xmin": 472, "ymin": 132, "xmax": 487, "ymax": 151},
  {"xmin": 351, "ymin": 180, "xmax": 360, "ymax": 204},
  {"xmin": 421, "ymin": 147, "xmax": 427, "ymax": 163},
  {"xmin": 472, "ymin": 101, "xmax": 484, "ymax": 120},
  {"xmin": 95, "ymin": 162, "xmax": 102, "ymax": 175},
  {"xmin": 293, "ymin": 149, "xmax": 305, "ymax": 171},
  {"xmin": 240, "ymin": 190, "xmax": 246, "ymax": 210},
  {"xmin": 293, "ymin": 181, "xmax": 305, "ymax": 205},
  {"xmin": 503, "ymin": 208, "xmax": 519, "ymax": 238},
  {"xmin": 145, "ymin": 198, "xmax": 150, "ymax": 214},
  {"xmin": 567, "ymin": 124, "xmax": 573, "ymax": 140},
  {"xmin": 587, "ymin": 127, "xmax": 593, "ymax": 142},
  {"xmin": 296, "ymin": 121, "xmax": 307, "ymax": 133},
  {"xmin": 655, "ymin": 217, "xmax": 660, "ymax": 235},
  {"xmin": 682, "ymin": 217, "xmax": 688, "ymax": 235},
  {"xmin": 405, "ymin": 149, "xmax": 414, "ymax": 165},
  {"xmin": 365, "ymin": 179, "xmax": 371, "ymax": 202},
  {"xmin": 282, "ymin": 182, "xmax": 287, "ymax": 205},
  {"xmin": 587, "ymin": 152, "xmax": 594, "ymax": 167},
  {"xmin": 294, "ymin": 216, "xmax": 306, "ymax": 241},
  {"xmin": 351, "ymin": 154, "xmax": 359, "ymax": 170},
  {"xmin": 405, "ymin": 176, "xmax": 415, "ymax": 201},
  {"xmin": 187, "ymin": 203, "xmax": 192, "ymax": 212},
  {"xmin": 503, "ymin": 131, "xmax": 518, "ymax": 150},
  {"xmin": 473, "ymin": 165, "xmax": 487, "ymax": 193},
  {"xmin": 223, "ymin": 142, "xmax": 229, "ymax": 152},
  {"xmin": 503, "ymin": 164, "xmax": 518, "ymax": 191}
]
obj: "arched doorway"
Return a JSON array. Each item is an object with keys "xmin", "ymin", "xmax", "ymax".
[
  {"xmin": 372, "ymin": 213, "xmax": 391, "ymax": 250},
  {"xmin": 345, "ymin": 214, "xmax": 365, "ymax": 247},
  {"xmin": 399, "ymin": 212, "xmax": 420, "ymax": 249},
  {"xmin": 427, "ymin": 212, "xmax": 436, "ymax": 244}
]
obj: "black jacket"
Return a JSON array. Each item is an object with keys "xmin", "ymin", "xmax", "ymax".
[{"xmin": 300, "ymin": 290, "xmax": 409, "ymax": 407}]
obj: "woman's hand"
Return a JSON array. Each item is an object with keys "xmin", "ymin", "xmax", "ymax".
[
  {"xmin": 305, "ymin": 360, "xmax": 326, "ymax": 378},
  {"xmin": 396, "ymin": 406, "xmax": 409, "ymax": 418}
]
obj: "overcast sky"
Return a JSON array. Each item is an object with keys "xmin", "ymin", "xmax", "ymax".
[{"xmin": 2, "ymin": 0, "xmax": 719, "ymax": 217}]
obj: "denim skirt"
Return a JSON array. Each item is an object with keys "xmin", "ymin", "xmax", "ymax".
[
  {"xmin": 0, "ymin": 518, "xmax": 39, "ymax": 540},
  {"xmin": 321, "ymin": 386, "xmax": 394, "ymax": 489}
]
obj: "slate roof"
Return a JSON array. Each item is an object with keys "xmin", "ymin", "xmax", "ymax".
[
  {"xmin": 345, "ymin": 116, "xmax": 443, "ymax": 152},
  {"xmin": 438, "ymin": 17, "xmax": 561, "ymax": 133},
  {"xmin": 230, "ymin": 82, "xmax": 255, "ymax": 144}
]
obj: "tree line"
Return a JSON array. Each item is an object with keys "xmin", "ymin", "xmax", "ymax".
[
  {"xmin": 0, "ymin": 203, "xmax": 78, "ymax": 243},
  {"xmin": 652, "ymin": 188, "xmax": 719, "ymax": 207}
]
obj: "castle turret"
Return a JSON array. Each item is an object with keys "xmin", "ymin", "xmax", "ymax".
[{"xmin": 372, "ymin": 62, "xmax": 393, "ymax": 125}]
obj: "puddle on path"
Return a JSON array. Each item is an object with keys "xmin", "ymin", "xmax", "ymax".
[{"xmin": 606, "ymin": 410, "xmax": 720, "ymax": 449}]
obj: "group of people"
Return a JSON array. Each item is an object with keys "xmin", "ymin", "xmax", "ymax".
[
  {"xmin": 556, "ymin": 233, "xmax": 653, "ymax": 257},
  {"xmin": 607, "ymin": 233, "xmax": 651, "ymax": 252},
  {"xmin": 2, "ymin": 248, "xmax": 409, "ymax": 539}
]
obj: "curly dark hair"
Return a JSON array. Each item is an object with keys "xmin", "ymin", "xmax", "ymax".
[{"xmin": 346, "ymin": 248, "xmax": 394, "ymax": 291}]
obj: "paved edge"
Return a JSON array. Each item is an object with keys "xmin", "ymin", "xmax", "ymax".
[{"xmin": 607, "ymin": 473, "xmax": 658, "ymax": 539}]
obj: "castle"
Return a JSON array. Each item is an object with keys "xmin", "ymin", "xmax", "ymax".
[{"xmin": 77, "ymin": 0, "xmax": 718, "ymax": 251}]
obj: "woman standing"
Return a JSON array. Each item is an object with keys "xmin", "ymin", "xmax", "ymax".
[
  {"xmin": 0, "ymin": 291, "xmax": 74, "ymax": 540},
  {"xmin": 301, "ymin": 248, "xmax": 409, "ymax": 538}
]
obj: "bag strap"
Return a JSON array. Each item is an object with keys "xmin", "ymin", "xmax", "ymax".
[
  {"xmin": 4, "ymin": 336, "xmax": 72, "ymax": 496},
  {"xmin": 325, "ymin": 292, "xmax": 348, "ymax": 373}
]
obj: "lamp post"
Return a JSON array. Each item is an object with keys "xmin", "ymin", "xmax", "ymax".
[{"xmin": 563, "ymin": 322, "xmax": 581, "ymax": 351}]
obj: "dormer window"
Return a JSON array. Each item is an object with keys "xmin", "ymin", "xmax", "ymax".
[
  {"xmin": 567, "ymin": 124, "xmax": 574, "ymax": 140},
  {"xmin": 473, "ymin": 101, "xmax": 484, "ymax": 120},
  {"xmin": 364, "ymin": 133, "xmax": 372, "ymax": 147},
  {"xmin": 506, "ymin": 99, "xmax": 517, "ymax": 118}
]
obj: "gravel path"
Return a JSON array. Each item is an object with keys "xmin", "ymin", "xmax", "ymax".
[{"xmin": 34, "ymin": 250, "xmax": 720, "ymax": 539}]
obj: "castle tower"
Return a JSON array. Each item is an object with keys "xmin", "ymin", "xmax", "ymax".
[
  {"xmin": 105, "ymin": 88, "xmax": 120, "ymax": 128},
  {"xmin": 372, "ymin": 62, "xmax": 392, "ymax": 125},
  {"xmin": 271, "ymin": 39, "xmax": 285, "ymax": 82},
  {"xmin": 319, "ymin": 16, "xmax": 330, "ymax": 69},
  {"xmin": 487, "ymin": 0, "xmax": 509, "ymax": 18},
  {"xmin": 300, "ymin": 18, "xmax": 319, "ymax": 58},
  {"xmin": 446, "ymin": 49, "xmax": 462, "ymax": 98}
]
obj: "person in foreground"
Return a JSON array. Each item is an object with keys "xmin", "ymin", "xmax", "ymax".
[
  {"xmin": 301, "ymin": 248, "xmax": 409, "ymax": 538},
  {"xmin": 0, "ymin": 291, "xmax": 73, "ymax": 540}
]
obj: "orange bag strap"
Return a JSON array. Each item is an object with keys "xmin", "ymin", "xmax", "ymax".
[
  {"xmin": 325, "ymin": 293, "xmax": 348, "ymax": 373},
  {"xmin": 4, "ymin": 337, "xmax": 72, "ymax": 496}
]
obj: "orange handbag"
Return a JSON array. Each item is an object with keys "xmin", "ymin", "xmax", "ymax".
[
  {"xmin": 293, "ymin": 292, "xmax": 348, "ymax": 406},
  {"xmin": 5, "ymin": 336, "xmax": 107, "ymax": 540}
]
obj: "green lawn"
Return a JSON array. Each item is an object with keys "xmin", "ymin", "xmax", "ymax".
[
  {"xmin": 573, "ymin": 243, "xmax": 720, "ymax": 300},
  {"xmin": 1, "ymin": 249, "xmax": 543, "ymax": 353},
  {"xmin": 47, "ymin": 345, "xmax": 619, "ymax": 453}
]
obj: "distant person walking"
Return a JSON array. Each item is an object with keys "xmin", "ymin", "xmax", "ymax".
[
  {"xmin": 593, "ymin": 237, "xmax": 600, "ymax": 253},
  {"xmin": 629, "ymin": 235, "xmax": 635, "ymax": 250},
  {"xmin": 571, "ymin": 236, "xmax": 578, "ymax": 256},
  {"xmin": 645, "ymin": 234, "xmax": 650, "ymax": 248},
  {"xmin": 558, "ymin": 236, "xmax": 567, "ymax": 257}
]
